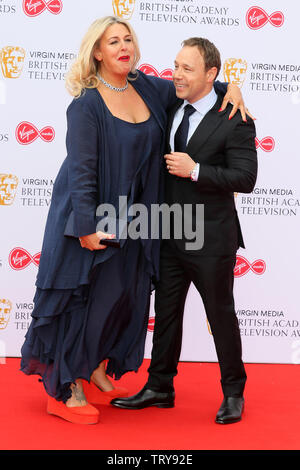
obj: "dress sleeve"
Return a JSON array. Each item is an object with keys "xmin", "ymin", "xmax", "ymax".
[
  {"xmin": 65, "ymin": 98, "xmax": 99, "ymax": 237},
  {"xmin": 214, "ymin": 80, "xmax": 228, "ymax": 95}
]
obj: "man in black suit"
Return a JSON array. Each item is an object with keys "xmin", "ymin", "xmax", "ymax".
[{"xmin": 111, "ymin": 38, "xmax": 257, "ymax": 424}]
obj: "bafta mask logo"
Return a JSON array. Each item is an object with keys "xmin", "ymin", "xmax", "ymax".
[
  {"xmin": 206, "ymin": 319, "xmax": 212, "ymax": 335},
  {"xmin": 0, "ymin": 46, "xmax": 26, "ymax": 79},
  {"xmin": 223, "ymin": 58, "xmax": 247, "ymax": 88},
  {"xmin": 0, "ymin": 299, "xmax": 12, "ymax": 330},
  {"xmin": 112, "ymin": 0, "xmax": 135, "ymax": 19},
  {"xmin": 0, "ymin": 174, "xmax": 18, "ymax": 206}
]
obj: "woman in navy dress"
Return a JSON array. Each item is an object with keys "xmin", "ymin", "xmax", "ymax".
[{"xmin": 20, "ymin": 16, "xmax": 246, "ymax": 424}]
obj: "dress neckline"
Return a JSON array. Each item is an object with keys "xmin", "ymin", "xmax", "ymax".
[{"xmin": 94, "ymin": 87, "xmax": 151, "ymax": 125}]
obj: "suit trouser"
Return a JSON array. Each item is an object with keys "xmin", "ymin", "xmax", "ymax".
[{"xmin": 146, "ymin": 240, "xmax": 247, "ymax": 397}]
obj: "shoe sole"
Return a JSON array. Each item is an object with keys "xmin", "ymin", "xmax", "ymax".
[
  {"xmin": 47, "ymin": 401, "xmax": 99, "ymax": 425},
  {"xmin": 111, "ymin": 402, "xmax": 175, "ymax": 410},
  {"xmin": 47, "ymin": 409, "xmax": 99, "ymax": 424},
  {"xmin": 215, "ymin": 417, "xmax": 242, "ymax": 424}
]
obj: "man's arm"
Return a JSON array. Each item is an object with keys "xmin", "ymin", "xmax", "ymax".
[
  {"xmin": 165, "ymin": 119, "xmax": 257, "ymax": 194},
  {"xmin": 196, "ymin": 119, "xmax": 258, "ymax": 193}
]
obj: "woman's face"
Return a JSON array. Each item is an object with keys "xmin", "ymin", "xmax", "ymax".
[{"xmin": 94, "ymin": 23, "xmax": 135, "ymax": 77}]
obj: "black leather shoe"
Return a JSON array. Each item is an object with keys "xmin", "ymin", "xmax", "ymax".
[
  {"xmin": 110, "ymin": 387, "xmax": 175, "ymax": 410},
  {"xmin": 215, "ymin": 396, "xmax": 244, "ymax": 424}
]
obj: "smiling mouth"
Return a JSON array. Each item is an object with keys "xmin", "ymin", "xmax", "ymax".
[{"xmin": 118, "ymin": 55, "xmax": 130, "ymax": 61}]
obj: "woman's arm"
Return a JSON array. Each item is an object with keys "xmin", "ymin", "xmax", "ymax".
[
  {"xmin": 66, "ymin": 99, "xmax": 99, "ymax": 237},
  {"xmin": 215, "ymin": 81, "xmax": 254, "ymax": 122},
  {"xmin": 66, "ymin": 98, "xmax": 115, "ymax": 250}
]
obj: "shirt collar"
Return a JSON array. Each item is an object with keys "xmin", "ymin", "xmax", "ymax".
[{"xmin": 183, "ymin": 87, "xmax": 218, "ymax": 116}]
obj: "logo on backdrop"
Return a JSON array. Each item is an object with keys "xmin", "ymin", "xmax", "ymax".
[
  {"xmin": 0, "ymin": 174, "xmax": 18, "ymax": 205},
  {"xmin": 112, "ymin": 0, "xmax": 135, "ymax": 19},
  {"xmin": 234, "ymin": 255, "xmax": 266, "ymax": 277},
  {"xmin": 255, "ymin": 136, "xmax": 275, "ymax": 152},
  {"xmin": 0, "ymin": 133, "xmax": 8, "ymax": 143},
  {"xmin": 147, "ymin": 316, "xmax": 155, "ymax": 332},
  {"xmin": 139, "ymin": 64, "xmax": 173, "ymax": 81},
  {"xmin": 8, "ymin": 248, "xmax": 40, "ymax": 270},
  {"xmin": 246, "ymin": 7, "xmax": 284, "ymax": 30},
  {"xmin": 0, "ymin": 299, "xmax": 12, "ymax": 330},
  {"xmin": 0, "ymin": 46, "xmax": 25, "ymax": 78},
  {"xmin": 223, "ymin": 58, "xmax": 247, "ymax": 88},
  {"xmin": 0, "ymin": 1, "xmax": 16, "ymax": 15},
  {"xmin": 1, "ymin": 176, "xmax": 54, "ymax": 207},
  {"xmin": 22, "ymin": 0, "xmax": 63, "ymax": 17},
  {"xmin": 15, "ymin": 122, "xmax": 55, "ymax": 145}
]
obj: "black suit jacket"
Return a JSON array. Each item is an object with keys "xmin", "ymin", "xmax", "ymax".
[{"xmin": 164, "ymin": 92, "xmax": 258, "ymax": 256}]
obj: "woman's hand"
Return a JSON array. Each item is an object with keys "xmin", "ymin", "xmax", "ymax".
[
  {"xmin": 79, "ymin": 231, "xmax": 115, "ymax": 251},
  {"xmin": 220, "ymin": 83, "xmax": 255, "ymax": 122}
]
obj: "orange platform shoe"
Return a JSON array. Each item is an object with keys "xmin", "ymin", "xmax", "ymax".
[
  {"xmin": 47, "ymin": 396, "xmax": 100, "ymax": 424},
  {"xmin": 82, "ymin": 379, "xmax": 128, "ymax": 405}
]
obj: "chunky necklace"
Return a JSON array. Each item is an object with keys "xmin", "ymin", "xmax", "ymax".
[{"xmin": 97, "ymin": 74, "xmax": 128, "ymax": 92}]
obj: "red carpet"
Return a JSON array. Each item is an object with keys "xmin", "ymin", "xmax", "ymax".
[{"xmin": 0, "ymin": 358, "xmax": 299, "ymax": 451}]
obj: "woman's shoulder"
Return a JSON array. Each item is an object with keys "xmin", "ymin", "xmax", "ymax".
[
  {"xmin": 67, "ymin": 88, "xmax": 100, "ymax": 115},
  {"xmin": 133, "ymin": 69, "xmax": 174, "ymax": 92},
  {"xmin": 132, "ymin": 70, "xmax": 176, "ymax": 109}
]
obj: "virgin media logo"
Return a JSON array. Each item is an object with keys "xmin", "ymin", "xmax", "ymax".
[
  {"xmin": 16, "ymin": 122, "xmax": 55, "ymax": 145},
  {"xmin": 22, "ymin": 0, "xmax": 63, "ymax": 17},
  {"xmin": 246, "ymin": 7, "xmax": 284, "ymax": 30},
  {"xmin": 147, "ymin": 316, "xmax": 155, "ymax": 332},
  {"xmin": 9, "ymin": 248, "xmax": 40, "ymax": 270},
  {"xmin": 139, "ymin": 64, "xmax": 173, "ymax": 81},
  {"xmin": 234, "ymin": 255, "xmax": 266, "ymax": 277},
  {"xmin": 255, "ymin": 136, "xmax": 275, "ymax": 152}
]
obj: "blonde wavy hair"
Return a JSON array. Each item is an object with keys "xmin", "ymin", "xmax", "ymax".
[{"xmin": 65, "ymin": 16, "xmax": 141, "ymax": 97}]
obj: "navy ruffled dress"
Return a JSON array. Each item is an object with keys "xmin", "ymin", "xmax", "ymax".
[{"xmin": 20, "ymin": 95, "xmax": 163, "ymax": 403}]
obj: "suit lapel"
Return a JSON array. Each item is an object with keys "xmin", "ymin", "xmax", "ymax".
[{"xmin": 186, "ymin": 94, "xmax": 225, "ymax": 157}]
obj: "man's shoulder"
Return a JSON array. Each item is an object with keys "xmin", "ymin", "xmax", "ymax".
[{"xmin": 219, "ymin": 101, "xmax": 255, "ymax": 128}]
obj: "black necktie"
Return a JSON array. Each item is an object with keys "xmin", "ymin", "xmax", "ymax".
[{"xmin": 174, "ymin": 104, "xmax": 196, "ymax": 152}]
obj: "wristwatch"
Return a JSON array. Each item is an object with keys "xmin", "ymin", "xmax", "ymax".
[{"xmin": 190, "ymin": 163, "xmax": 199, "ymax": 182}]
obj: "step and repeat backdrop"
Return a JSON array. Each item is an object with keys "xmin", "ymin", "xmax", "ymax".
[{"xmin": 1, "ymin": 0, "xmax": 300, "ymax": 365}]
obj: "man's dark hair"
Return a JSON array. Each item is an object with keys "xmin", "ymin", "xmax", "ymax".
[{"xmin": 182, "ymin": 37, "xmax": 221, "ymax": 78}]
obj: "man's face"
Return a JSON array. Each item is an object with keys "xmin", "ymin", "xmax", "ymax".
[
  {"xmin": 173, "ymin": 46, "xmax": 216, "ymax": 103},
  {"xmin": 0, "ymin": 47, "xmax": 25, "ymax": 78},
  {"xmin": 112, "ymin": 0, "xmax": 135, "ymax": 19}
]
